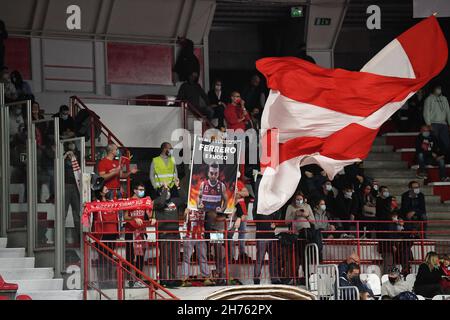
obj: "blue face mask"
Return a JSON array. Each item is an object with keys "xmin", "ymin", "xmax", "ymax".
[
  {"xmin": 422, "ymin": 132, "xmax": 430, "ymax": 138},
  {"xmin": 137, "ymin": 190, "xmax": 145, "ymax": 198}
]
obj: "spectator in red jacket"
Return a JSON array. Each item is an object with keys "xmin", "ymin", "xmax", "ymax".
[
  {"xmin": 224, "ymin": 91, "xmax": 252, "ymax": 131},
  {"xmin": 440, "ymin": 254, "xmax": 450, "ymax": 292}
]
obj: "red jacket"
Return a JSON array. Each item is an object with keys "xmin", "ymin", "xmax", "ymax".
[{"xmin": 224, "ymin": 103, "xmax": 251, "ymax": 131}]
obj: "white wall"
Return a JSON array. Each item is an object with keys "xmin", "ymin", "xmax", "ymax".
[{"xmin": 86, "ymin": 104, "xmax": 183, "ymax": 148}]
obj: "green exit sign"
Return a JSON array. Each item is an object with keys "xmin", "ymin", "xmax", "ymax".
[
  {"xmin": 315, "ymin": 18, "xmax": 331, "ymax": 26},
  {"xmin": 291, "ymin": 6, "xmax": 304, "ymax": 18}
]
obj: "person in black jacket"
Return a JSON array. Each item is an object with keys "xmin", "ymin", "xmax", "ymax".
[
  {"xmin": 401, "ymin": 181, "xmax": 427, "ymax": 222},
  {"xmin": 153, "ymin": 180, "xmax": 186, "ymax": 287},
  {"xmin": 207, "ymin": 79, "xmax": 227, "ymax": 129},
  {"xmin": 177, "ymin": 71, "xmax": 214, "ymax": 121},
  {"xmin": 0, "ymin": 20, "xmax": 7, "ymax": 69},
  {"xmin": 173, "ymin": 38, "xmax": 199, "ymax": 82},
  {"xmin": 414, "ymin": 251, "xmax": 448, "ymax": 298},
  {"xmin": 376, "ymin": 186, "xmax": 392, "ymax": 222},
  {"xmin": 334, "ymin": 185, "xmax": 361, "ymax": 237},
  {"xmin": 415, "ymin": 125, "xmax": 449, "ymax": 181}
]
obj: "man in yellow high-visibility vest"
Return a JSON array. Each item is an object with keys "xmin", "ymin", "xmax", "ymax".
[{"xmin": 150, "ymin": 142, "xmax": 178, "ymax": 191}]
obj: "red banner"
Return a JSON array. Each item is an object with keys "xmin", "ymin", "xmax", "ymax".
[{"xmin": 82, "ymin": 197, "xmax": 153, "ymax": 227}]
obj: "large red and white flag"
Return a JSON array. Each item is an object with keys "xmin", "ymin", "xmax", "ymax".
[{"xmin": 256, "ymin": 16, "xmax": 447, "ymax": 215}]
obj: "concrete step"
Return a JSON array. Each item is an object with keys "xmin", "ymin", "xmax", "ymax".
[
  {"xmin": 426, "ymin": 204, "xmax": 450, "ymax": 213},
  {"xmin": 366, "ymin": 151, "xmax": 399, "ymax": 160},
  {"xmin": 377, "ymin": 178, "xmax": 426, "ymax": 186},
  {"xmin": 370, "ymin": 145, "xmax": 395, "ymax": 153},
  {"xmin": 0, "ymin": 268, "xmax": 54, "ymax": 280},
  {"xmin": 394, "ymin": 195, "xmax": 442, "ymax": 204},
  {"xmin": 0, "ymin": 248, "xmax": 25, "ymax": 258},
  {"xmin": 427, "ymin": 212, "xmax": 450, "ymax": 220},
  {"xmin": 0, "ymin": 257, "xmax": 35, "ymax": 268},
  {"xmin": 387, "ymin": 187, "xmax": 434, "ymax": 196},
  {"xmin": 373, "ymin": 137, "xmax": 386, "ymax": 146},
  {"xmin": 363, "ymin": 161, "xmax": 408, "ymax": 169},
  {"xmin": 366, "ymin": 169, "xmax": 417, "ymax": 178},
  {"xmin": 16, "ymin": 290, "xmax": 83, "ymax": 300},
  {"xmin": 0, "ymin": 238, "xmax": 7, "ymax": 248},
  {"xmin": 9, "ymin": 279, "xmax": 64, "ymax": 291}
]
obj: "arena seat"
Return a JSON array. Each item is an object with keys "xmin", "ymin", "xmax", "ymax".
[
  {"xmin": 381, "ymin": 274, "xmax": 389, "ymax": 284},
  {"xmin": 432, "ymin": 295, "xmax": 450, "ymax": 300},
  {"xmin": 360, "ymin": 274, "xmax": 381, "ymax": 296},
  {"xmin": 16, "ymin": 294, "xmax": 32, "ymax": 300},
  {"xmin": 416, "ymin": 295, "xmax": 426, "ymax": 300},
  {"xmin": 405, "ymin": 274, "xmax": 416, "ymax": 291},
  {"xmin": 364, "ymin": 265, "xmax": 381, "ymax": 280}
]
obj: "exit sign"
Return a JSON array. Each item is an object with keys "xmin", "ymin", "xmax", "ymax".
[
  {"xmin": 291, "ymin": 7, "xmax": 304, "ymax": 18},
  {"xmin": 315, "ymin": 18, "xmax": 331, "ymax": 26}
]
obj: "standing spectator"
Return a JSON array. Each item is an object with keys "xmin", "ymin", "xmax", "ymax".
[
  {"xmin": 124, "ymin": 182, "xmax": 154, "ymax": 288},
  {"xmin": 150, "ymin": 142, "xmax": 178, "ymax": 192},
  {"xmin": 407, "ymin": 89, "xmax": 426, "ymax": 131},
  {"xmin": 242, "ymin": 74, "xmax": 266, "ymax": 115},
  {"xmin": 376, "ymin": 186, "xmax": 392, "ymax": 221},
  {"xmin": 301, "ymin": 164, "xmax": 327, "ymax": 200},
  {"xmin": 177, "ymin": 71, "xmax": 214, "ymax": 121},
  {"xmin": 98, "ymin": 143, "xmax": 137, "ymax": 199},
  {"xmin": 414, "ymin": 251, "xmax": 448, "ymax": 298},
  {"xmin": 63, "ymin": 142, "xmax": 82, "ymax": 246},
  {"xmin": 153, "ymin": 180, "xmax": 186, "ymax": 288},
  {"xmin": 423, "ymin": 84, "xmax": 450, "ymax": 160},
  {"xmin": 207, "ymin": 79, "xmax": 227, "ymax": 130},
  {"xmin": 359, "ymin": 184, "xmax": 377, "ymax": 237},
  {"xmin": 181, "ymin": 208, "xmax": 214, "ymax": 287},
  {"xmin": 381, "ymin": 267, "xmax": 412, "ymax": 299},
  {"xmin": 335, "ymin": 185, "xmax": 360, "ymax": 237},
  {"xmin": 415, "ymin": 125, "xmax": 449, "ymax": 181},
  {"xmin": 173, "ymin": 37, "xmax": 199, "ymax": 83},
  {"xmin": 0, "ymin": 20, "xmax": 7, "ymax": 69},
  {"xmin": 312, "ymin": 198, "xmax": 335, "ymax": 258},
  {"xmin": 371, "ymin": 180, "xmax": 380, "ymax": 198},
  {"xmin": 379, "ymin": 210, "xmax": 405, "ymax": 274},
  {"xmin": 401, "ymin": 181, "xmax": 427, "ymax": 224},
  {"xmin": 10, "ymin": 70, "xmax": 33, "ymax": 101},
  {"xmin": 318, "ymin": 180, "xmax": 338, "ymax": 219},
  {"xmin": 1, "ymin": 67, "xmax": 17, "ymax": 102},
  {"xmin": 285, "ymin": 192, "xmax": 316, "ymax": 280},
  {"xmin": 224, "ymin": 91, "xmax": 252, "ymax": 131},
  {"xmin": 249, "ymin": 108, "xmax": 261, "ymax": 131}
]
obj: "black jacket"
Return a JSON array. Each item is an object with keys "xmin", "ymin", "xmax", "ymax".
[
  {"xmin": 416, "ymin": 133, "xmax": 443, "ymax": 157},
  {"xmin": 153, "ymin": 188, "xmax": 186, "ymax": 239},
  {"xmin": 401, "ymin": 191, "xmax": 426, "ymax": 218}
]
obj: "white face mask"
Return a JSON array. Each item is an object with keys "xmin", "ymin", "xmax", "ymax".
[
  {"xmin": 296, "ymin": 199, "xmax": 304, "ymax": 206},
  {"xmin": 373, "ymin": 185, "xmax": 379, "ymax": 191},
  {"xmin": 237, "ymin": 171, "xmax": 241, "ymax": 179},
  {"xmin": 344, "ymin": 191, "xmax": 353, "ymax": 199},
  {"xmin": 435, "ymin": 89, "xmax": 442, "ymax": 96},
  {"xmin": 325, "ymin": 184, "xmax": 332, "ymax": 191},
  {"xmin": 383, "ymin": 191, "xmax": 390, "ymax": 198},
  {"xmin": 413, "ymin": 188, "xmax": 420, "ymax": 194},
  {"xmin": 320, "ymin": 204, "xmax": 326, "ymax": 211}
]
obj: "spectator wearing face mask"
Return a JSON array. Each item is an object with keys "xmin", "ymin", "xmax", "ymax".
[
  {"xmin": 423, "ymin": 84, "xmax": 450, "ymax": 160},
  {"xmin": 339, "ymin": 262, "xmax": 374, "ymax": 300},
  {"xmin": 313, "ymin": 198, "xmax": 335, "ymax": 252},
  {"xmin": 414, "ymin": 251, "xmax": 448, "ymax": 298},
  {"xmin": 318, "ymin": 180, "xmax": 338, "ymax": 218},
  {"xmin": 49, "ymin": 105, "xmax": 76, "ymax": 138},
  {"xmin": 301, "ymin": 164, "xmax": 328, "ymax": 200},
  {"xmin": 335, "ymin": 185, "xmax": 361, "ymax": 237},
  {"xmin": 371, "ymin": 180, "xmax": 380, "ymax": 198},
  {"xmin": 401, "ymin": 181, "xmax": 427, "ymax": 223},
  {"xmin": 150, "ymin": 142, "xmax": 178, "ymax": 192},
  {"xmin": 415, "ymin": 125, "xmax": 449, "ymax": 181},
  {"xmin": 376, "ymin": 186, "xmax": 392, "ymax": 222},
  {"xmin": 358, "ymin": 183, "xmax": 377, "ymax": 237},
  {"xmin": 153, "ymin": 179, "xmax": 186, "ymax": 288},
  {"xmin": 124, "ymin": 182, "xmax": 154, "ymax": 288},
  {"xmin": 207, "ymin": 79, "xmax": 228, "ymax": 130},
  {"xmin": 381, "ymin": 267, "xmax": 412, "ymax": 299}
]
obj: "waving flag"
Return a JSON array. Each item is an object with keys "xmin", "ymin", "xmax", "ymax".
[{"xmin": 256, "ymin": 16, "xmax": 448, "ymax": 215}]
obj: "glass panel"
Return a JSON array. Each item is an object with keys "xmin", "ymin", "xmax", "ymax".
[
  {"xmin": 34, "ymin": 118, "xmax": 57, "ymax": 248},
  {"xmin": 61, "ymin": 138, "xmax": 84, "ymax": 272},
  {"xmin": 8, "ymin": 102, "xmax": 28, "ymax": 230}
]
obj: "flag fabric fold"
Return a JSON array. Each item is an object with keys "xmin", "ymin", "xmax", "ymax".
[{"xmin": 256, "ymin": 16, "xmax": 448, "ymax": 215}]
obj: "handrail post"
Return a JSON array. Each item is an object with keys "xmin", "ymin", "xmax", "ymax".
[
  {"xmin": 224, "ymin": 220, "xmax": 230, "ymax": 284},
  {"xmin": 83, "ymin": 234, "xmax": 89, "ymax": 300},
  {"xmin": 90, "ymin": 116, "xmax": 95, "ymax": 162},
  {"xmin": 420, "ymin": 221, "xmax": 425, "ymax": 261},
  {"xmin": 356, "ymin": 221, "xmax": 361, "ymax": 258},
  {"xmin": 117, "ymin": 262, "xmax": 124, "ymax": 300}
]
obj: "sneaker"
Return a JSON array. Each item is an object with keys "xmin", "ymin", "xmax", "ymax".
[
  {"xmin": 181, "ymin": 280, "xmax": 192, "ymax": 287},
  {"xmin": 416, "ymin": 170, "xmax": 427, "ymax": 179},
  {"xmin": 229, "ymin": 278, "xmax": 242, "ymax": 285},
  {"xmin": 127, "ymin": 280, "xmax": 135, "ymax": 288},
  {"xmin": 253, "ymin": 279, "xmax": 261, "ymax": 285},
  {"xmin": 134, "ymin": 281, "xmax": 147, "ymax": 288},
  {"xmin": 441, "ymin": 177, "xmax": 450, "ymax": 182},
  {"xmin": 203, "ymin": 278, "xmax": 215, "ymax": 286},
  {"xmin": 271, "ymin": 279, "xmax": 282, "ymax": 285}
]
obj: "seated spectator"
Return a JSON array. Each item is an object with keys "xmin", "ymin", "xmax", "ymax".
[
  {"xmin": 177, "ymin": 71, "xmax": 214, "ymax": 122},
  {"xmin": 401, "ymin": 181, "xmax": 427, "ymax": 223},
  {"xmin": 224, "ymin": 91, "xmax": 252, "ymax": 131},
  {"xmin": 207, "ymin": 79, "xmax": 227, "ymax": 129},
  {"xmin": 414, "ymin": 251, "xmax": 449, "ymax": 298},
  {"xmin": 381, "ymin": 266, "xmax": 412, "ymax": 300},
  {"xmin": 415, "ymin": 124, "xmax": 449, "ymax": 181},
  {"xmin": 1, "ymin": 67, "xmax": 18, "ymax": 102},
  {"xmin": 345, "ymin": 161, "xmax": 368, "ymax": 191},
  {"xmin": 313, "ymin": 198, "xmax": 336, "ymax": 239},
  {"xmin": 10, "ymin": 70, "xmax": 33, "ymax": 101},
  {"xmin": 49, "ymin": 105, "xmax": 76, "ymax": 139},
  {"xmin": 339, "ymin": 262, "xmax": 374, "ymax": 299},
  {"xmin": 335, "ymin": 185, "xmax": 361, "ymax": 237},
  {"xmin": 358, "ymin": 183, "xmax": 377, "ymax": 237},
  {"xmin": 338, "ymin": 252, "xmax": 360, "ymax": 276},
  {"xmin": 440, "ymin": 254, "xmax": 450, "ymax": 292}
]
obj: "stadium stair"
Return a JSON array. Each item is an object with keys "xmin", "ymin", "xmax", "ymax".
[
  {"xmin": 366, "ymin": 135, "xmax": 450, "ymax": 239},
  {"xmin": 0, "ymin": 237, "xmax": 82, "ymax": 300}
]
